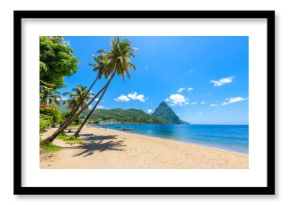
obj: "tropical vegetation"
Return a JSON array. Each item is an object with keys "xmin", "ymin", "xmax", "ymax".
[
  {"xmin": 82, "ymin": 108, "xmax": 161, "ymax": 124},
  {"xmin": 40, "ymin": 37, "xmax": 138, "ymax": 145}
]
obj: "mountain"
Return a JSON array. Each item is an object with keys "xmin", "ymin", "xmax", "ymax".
[
  {"xmin": 152, "ymin": 101, "xmax": 188, "ymax": 124},
  {"xmin": 56, "ymin": 100, "xmax": 186, "ymax": 124},
  {"xmin": 82, "ymin": 108, "xmax": 162, "ymax": 124}
]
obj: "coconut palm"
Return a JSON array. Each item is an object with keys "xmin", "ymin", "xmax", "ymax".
[
  {"xmin": 73, "ymin": 37, "xmax": 137, "ymax": 137},
  {"xmin": 42, "ymin": 37, "xmax": 136, "ymax": 144},
  {"xmin": 42, "ymin": 49, "xmax": 110, "ymax": 144},
  {"xmin": 63, "ymin": 86, "xmax": 93, "ymax": 112},
  {"xmin": 40, "ymin": 86, "xmax": 61, "ymax": 107}
]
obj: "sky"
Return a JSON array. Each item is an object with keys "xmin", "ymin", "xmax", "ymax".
[{"xmin": 60, "ymin": 36, "xmax": 249, "ymax": 125}]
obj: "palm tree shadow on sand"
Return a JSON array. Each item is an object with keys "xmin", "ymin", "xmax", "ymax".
[{"xmin": 67, "ymin": 134, "xmax": 126, "ymax": 157}]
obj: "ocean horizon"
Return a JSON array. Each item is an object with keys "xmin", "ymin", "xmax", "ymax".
[{"xmin": 102, "ymin": 124, "xmax": 249, "ymax": 154}]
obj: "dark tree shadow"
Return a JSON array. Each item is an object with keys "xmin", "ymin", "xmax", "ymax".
[
  {"xmin": 67, "ymin": 134, "xmax": 126, "ymax": 157},
  {"xmin": 79, "ymin": 133, "xmax": 94, "ymax": 137},
  {"xmin": 82, "ymin": 135, "xmax": 118, "ymax": 142}
]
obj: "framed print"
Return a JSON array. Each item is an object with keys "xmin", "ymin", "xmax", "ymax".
[{"xmin": 14, "ymin": 10, "xmax": 275, "ymax": 195}]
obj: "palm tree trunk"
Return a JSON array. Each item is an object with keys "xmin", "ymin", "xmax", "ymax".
[
  {"xmin": 41, "ymin": 86, "xmax": 106, "ymax": 145},
  {"xmin": 60, "ymin": 77, "xmax": 99, "ymax": 129},
  {"xmin": 73, "ymin": 69, "xmax": 117, "ymax": 137},
  {"xmin": 41, "ymin": 70, "xmax": 116, "ymax": 145}
]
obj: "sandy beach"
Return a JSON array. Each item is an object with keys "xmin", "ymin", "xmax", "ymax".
[{"xmin": 40, "ymin": 126, "xmax": 248, "ymax": 169}]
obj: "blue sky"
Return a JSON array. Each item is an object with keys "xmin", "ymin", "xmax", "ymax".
[{"xmin": 60, "ymin": 36, "xmax": 249, "ymax": 125}]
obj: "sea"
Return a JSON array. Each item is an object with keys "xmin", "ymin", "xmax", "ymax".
[{"xmin": 100, "ymin": 124, "xmax": 249, "ymax": 154}]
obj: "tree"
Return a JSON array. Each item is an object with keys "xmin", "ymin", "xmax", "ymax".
[
  {"xmin": 41, "ymin": 43, "xmax": 111, "ymax": 144},
  {"xmin": 41, "ymin": 85, "xmax": 106, "ymax": 145},
  {"xmin": 40, "ymin": 36, "xmax": 79, "ymax": 89},
  {"xmin": 41, "ymin": 37, "xmax": 137, "ymax": 144},
  {"xmin": 73, "ymin": 37, "xmax": 137, "ymax": 137},
  {"xmin": 63, "ymin": 85, "xmax": 93, "ymax": 112},
  {"xmin": 53, "ymin": 50, "xmax": 110, "ymax": 130},
  {"xmin": 40, "ymin": 86, "xmax": 61, "ymax": 108}
]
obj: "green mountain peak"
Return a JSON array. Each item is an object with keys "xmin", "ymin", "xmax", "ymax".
[{"xmin": 152, "ymin": 101, "xmax": 188, "ymax": 124}]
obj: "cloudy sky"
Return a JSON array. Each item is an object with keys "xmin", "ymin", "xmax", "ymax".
[{"xmin": 60, "ymin": 36, "xmax": 248, "ymax": 125}]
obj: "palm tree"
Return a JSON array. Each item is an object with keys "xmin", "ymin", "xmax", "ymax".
[
  {"xmin": 73, "ymin": 37, "xmax": 137, "ymax": 137},
  {"xmin": 41, "ymin": 48, "xmax": 111, "ymax": 144},
  {"xmin": 42, "ymin": 37, "xmax": 136, "ymax": 144},
  {"xmin": 40, "ymin": 86, "xmax": 61, "ymax": 108},
  {"xmin": 41, "ymin": 85, "xmax": 106, "ymax": 145},
  {"xmin": 63, "ymin": 86, "xmax": 93, "ymax": 112}
]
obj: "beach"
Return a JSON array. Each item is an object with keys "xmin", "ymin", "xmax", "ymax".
[{"xmin": 40, "ymin": 126, "xmax": 248, "ymax": 169}]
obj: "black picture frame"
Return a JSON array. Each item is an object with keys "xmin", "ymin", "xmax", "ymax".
[{"xmin": 14, "ymin": 10, "xmax": 275, "ymax": 195}]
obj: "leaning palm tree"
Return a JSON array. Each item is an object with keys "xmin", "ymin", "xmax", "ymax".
[
  {"xmin": 42, "ymin": 49, "xmax": 111, "ymax": 145},
  {"xmin": 63, "ymin": 86, "xmax": 93, "ymax": 113},
  {"xmin": 42, "ymin": 37, "xmax": 137, "ymax": 144},
  {"xmin": 73, "ymin": 37, "xmax": 137, "ymax": 137}
]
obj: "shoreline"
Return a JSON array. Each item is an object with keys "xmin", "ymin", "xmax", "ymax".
[
  {"xmin": 103, "ymin": 127, "xmax": 249, "ymax": 155},
  {"xmin": 101, "ymin": 127, "xmax": 248, "ymax": 155},
  {"xmin": 40, "ymin": 126, "xmax": 248, "ymax": 169}
]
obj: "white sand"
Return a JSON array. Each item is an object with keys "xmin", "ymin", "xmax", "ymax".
[{"xmin": 40, "ymin": 126, "xmax": 248, "ymax": 169}]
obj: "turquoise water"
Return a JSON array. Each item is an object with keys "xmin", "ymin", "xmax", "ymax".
[{"xmin": 103, "ymin": 124, "xmax": 248, "ymax": 154}]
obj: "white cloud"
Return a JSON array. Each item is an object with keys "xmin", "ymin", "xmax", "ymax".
[
  {"xmin": 147, "ymin": 109, "xmax": 153, "ymax": 114},
  {"xmin": 114, "ymin": 95, "xmax": 130, "ymax": 102},
  {"xmin": 210, "ymin": 76, "xmax": 234, "ymax": 87},
  {"xmin": 200, "ymin": 101, "xmax": 207, "ymax": 105},
  {"xmin": 191, "ymin": 101, "xmax": 198, "ymax": 105},
  {"xmin": 222, "ymin": 97, "xmax": 248, "ymax": 105},
  {"xmin": 177, "ymin": 87, "xmax": 193, "ymax": 93},
  {"xmin": 210, "ymin": 104, "xmax": 218, "ymax": 107},
  {"xmin": 198, "ymin": 112, "xmax": 203, "ymax": 116},
  {"xmin": 115, "ymin": 92, "xmax": 146, "ymax": 103},
  {"xmin": 97, "ymin": 105, "xmax": 104, "ymax": 109},
  {"xmin": 177, "ymin": 88, "xmax": 185, "ymax": 93},
  {"xmin": 94, "ymin": 98, "xmax": 99, "ymax": 102},
  {"xmin": 128, "ymin": 92, "xmax": 146, "ymax": 102},
  {"xmin": 166, "ymin": 93, "xmax": 188, "ymax": 106}
]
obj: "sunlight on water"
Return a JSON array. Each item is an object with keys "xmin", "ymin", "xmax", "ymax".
[{"xmin": 104, "ymin": 124, "xmax": 249, "ymax": 153}]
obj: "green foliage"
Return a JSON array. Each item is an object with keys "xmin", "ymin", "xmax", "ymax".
[
  {"xmin": 74, "ymin": 37, "xmax": 138, "ymax": 136},
  {"xmin": 91, "ymin": 37, "xmax": 137, "ymax": 80},
  {"xmin": 63, "ymin": 85, "xmax": 92, "ymax": 112},
  {"xmin": 40, "ymin": 114, "xmax": 53, "ymax": 132},
  {"xmin": 40, "ymin": 86, "xmax": 61, "ymax": 105},
  {"xmin": 41, "ymin": 142, "xmax": 62, "ymax": 153},
  {"xmin": 40, "ymin": 36, "xmax": 79, "ymax": 89},
  {"xmin": 152, "ymin": 101, "xmax": 188, "ymax": 124},
  {"xmin": 62, "ymin": 111, "xmax": 81, "ymax": 125},
  {"xmin": 81, "ymin": 108, "xmax": 161, "ymax": 124},
  {"xmin": 57, "ymin": 133, "xmax": 84, "ymax": 145},
  {"xmin": 40, "ymin": 107, "xmax": 63, "ymax": 124}
]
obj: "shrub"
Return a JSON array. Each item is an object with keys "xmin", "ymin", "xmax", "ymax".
[
  {"xmin": 40, "ymin": 114, "xmax": 53, "ymax": 132},
  {"xmin": 40, "ymin": 107, "xmax": 63, "ymax": 124}
]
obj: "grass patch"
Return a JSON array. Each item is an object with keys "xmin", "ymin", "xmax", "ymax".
[
  {"xmin": 67, "ymin": 124, "xmax": 80, "ymax": 129},
  {"xmin": 41, "ymin": 142, "xmax": 62, "ymax": 153},
  {"xmin": 57, "ymin": 133, "xmax": 85, "ymax": 145}
]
